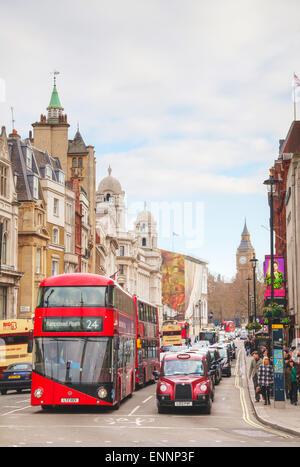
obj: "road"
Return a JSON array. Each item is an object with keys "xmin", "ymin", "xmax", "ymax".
[{"xmin": 0, "ymin": 342, "xmax": 300, "ymax": 447}]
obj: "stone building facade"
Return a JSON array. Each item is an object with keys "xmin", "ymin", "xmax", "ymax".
[{"xmin": 0, "ymin": 127, "xmax": 23, "ymax": 319}]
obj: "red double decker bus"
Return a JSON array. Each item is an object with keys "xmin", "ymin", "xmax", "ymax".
[
  {"xmin": 222, "ymin": 321, "xmax": 235, "ymax": 333},
  {"xmin": 31, "ymin": 274, "xmax": 136, "ymax": 410},
  {"xmin": 135, "ymin": 298, "xmax": 160, "ymax": 387}
]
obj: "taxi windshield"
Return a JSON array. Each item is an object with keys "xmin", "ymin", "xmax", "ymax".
[{"xmin": 163, "ymin": 358, "xmax": 205, "ymax": 376}]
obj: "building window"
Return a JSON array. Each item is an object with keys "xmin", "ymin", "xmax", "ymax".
[
  {"xmin": 26, "ymin": 148, "xmax": 32, "ymax": 169},
  {"xmin": 142, "ymin": 238, "xmax": 147, "ymax": 247},
  {"xmin": 78, "ymin": 157, "xmax": 83, "ymax": 168},
  {"xmin": 119, "ymin": 246, "xmax": 125, "ymax": 256},
  {"xmin": 0, "ymin": 165, "xmax": 8, "ymax": 198},
  {"xmin": 119, "ymin": 265, "xmax": 124, "ymax": 275},
  {"xmin": 32, "ymin": 176, "xmax": 39, "ymax": 199},
  {"xmin": 45, "ymin": 165, "xmax": 52, "ymax": 179},
  {"xmin": 2, "ymin": 233, "xmax": 7, "ymax": 264},
  {"xmin": 36, "ymin": 248, "xmax": 41, "ymax": 274},
  {"xmin": 65, "ymin": 233, "xmax": 71, "ymax": 252},
  {"xmin": 72, "ymin": 157, "xmax": 77, "ymax": 168},
  {"xmin": 0, "ymin": 287, "xmax": 7, "ymax": 319},
  {"xmin": 53, "ymin": 228, "xmax": 59, "ymax": 244},
  {"xmin": 37, "ymin": 213, "xmax": 42, "ymax": 225},
  {"xmin": 51, "ymin": 259, "xmax": 59, "ymax": 276},
  {"xmin": 53, "ymin": 198, "xmax": 59, "ymax": 216}
]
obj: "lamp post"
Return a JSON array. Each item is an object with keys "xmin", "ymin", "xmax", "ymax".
[
  {"xmin": 264, "ymin": 169, "xmax": 284, "ymax": 405},
  {"xmin": 263, "ymin": 169, "xmax": 280, "ymax": 302},
  {"xmin": 246, "ymin": 277, "xmax": 251, "ymax": 324},
  {"xmin": 250, "ymin": 256, "xmax": 258, "ymax": 323}
]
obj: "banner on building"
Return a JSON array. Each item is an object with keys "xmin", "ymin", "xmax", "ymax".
[{"xmin": 263, "ymin": 255, "xmax": 285, "ymax": 300}]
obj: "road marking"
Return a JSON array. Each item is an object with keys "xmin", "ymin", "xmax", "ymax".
[
  {"xmin": 1, "ymin": 405, "xmax": 31, "ymax": 417},
  {"xmin": 142, "ymin": 396, "xmax": 153, "ymax": 404},
  {"xmin": 128, "ymin": 405, "xmax": 140, "ymax": 416}
]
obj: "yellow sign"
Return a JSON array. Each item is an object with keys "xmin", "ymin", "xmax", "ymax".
[{"xmin": 272, "ymin": 324, "xmax": 283, "ymax": 329}]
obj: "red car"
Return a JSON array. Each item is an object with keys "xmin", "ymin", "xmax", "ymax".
[{"xmin": 154, "ymin": 352, "xmax": 214, "ymax": 414}]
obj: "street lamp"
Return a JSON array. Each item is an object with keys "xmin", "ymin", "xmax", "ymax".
[
  {"xmin": 263, "ymin": 168, "xmax": 280, "ymax": 302},
  {"xmin": 246, "ymin": 277, "xmax": 251, "ymax": 324},
  {"xmin": 250, "ymin": 256, "xmax": 258, "ymax": 322}
]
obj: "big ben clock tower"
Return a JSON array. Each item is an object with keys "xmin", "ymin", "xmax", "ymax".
[{"xmin": 236, "ymin": 220, "xmax": 255, "ymax": 279}]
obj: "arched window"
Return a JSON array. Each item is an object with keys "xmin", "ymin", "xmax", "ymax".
[
  {"xmin": 78, "ymin": 157, "xmax": 83, "ymax": 168},
  {"xmin": 142, "ymin": 237, "xmax": 147, "ymax": 247},
  {"xmin": 106, "ymin": 193, "xmax": 111, "ymax": 202},
  {"xmin": 72, "ymin": 157, "xmax": 77, "ymax": 168},
  {"xmin": 2, "ymin": 233, "xmax": 7, "ymax": 264},
  {"xmin": 53, "ymin": 228, "xmax": 59, "ymax": 244}
]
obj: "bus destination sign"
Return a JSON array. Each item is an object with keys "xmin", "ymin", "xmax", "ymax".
[{"xmin": 42, "ymin": 317, "xmax": 103, "ymax": 333}]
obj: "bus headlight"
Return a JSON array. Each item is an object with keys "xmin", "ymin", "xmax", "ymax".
[
  {"xmin": 97, "ymin": 387, "xmax": 107, "ymax": 399},
  {"xmin": 34, "ymin": 388, "xmax": 44, "ymax": 399}
]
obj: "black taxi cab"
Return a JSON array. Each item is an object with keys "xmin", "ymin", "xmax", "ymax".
[{"xmin": 154, "ymin": 352, "xmax": 214, "ymax": 414}]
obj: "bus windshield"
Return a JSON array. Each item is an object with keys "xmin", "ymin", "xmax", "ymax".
[
  {"xmin": 163, "ymin": 359, "xmax": 205, "ymax": 376},
  {"xmin": 36, "ymin": 286, "xmax": 107, "ymax": 308},
  {"xmin": 33, "ymin": 337, "xmax": 112, "ymax": 384}
]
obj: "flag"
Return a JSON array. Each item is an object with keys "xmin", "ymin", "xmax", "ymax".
[{"xmin": 294, "ymin": 73, "xmax": 300, "ymax": 87}]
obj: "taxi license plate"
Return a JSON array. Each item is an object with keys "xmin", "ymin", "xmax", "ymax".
[
  {"xmin": 9, "ymin": 375, "xmax": 21, "ymax": 379},
  {"xmin": 61, "ymin": 398, "xmax": 79, "ymax": 403},
  {"xmin": 175, "ymin": 401, "xmax": 192, "ymax": 407}
]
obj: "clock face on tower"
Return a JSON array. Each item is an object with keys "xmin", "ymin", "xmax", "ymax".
[{"xmin": 239, "ymin": 256, "xmax": 247, "ymax": 265}]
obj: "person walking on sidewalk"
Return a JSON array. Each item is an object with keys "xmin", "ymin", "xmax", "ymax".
[
  {"xmin": 248, "ymin": 351, "xmax": 262, "ymax": 402},
  {"xmin": 285, "ymin": 360, "xmax": 300, "ymax": 405},
  {"xmin": 258, "ymin": 357, "xmax": 274, "ymax": 405}
]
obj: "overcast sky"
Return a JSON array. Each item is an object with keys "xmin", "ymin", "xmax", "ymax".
[{"xmin": 0, "ymin": 0, "xmax": 299, "ymax": 280}]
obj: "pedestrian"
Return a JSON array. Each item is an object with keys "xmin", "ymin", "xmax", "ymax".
[
  {"xmin": 257, "ymin": 357, "xmax": 274, "ymax": 405},
  {"xmin": 244, "ymin": 338, "xmax": 251, "ymax": 356},
  {"xmin": 248, "ymin": 351, "xmax": 262, "ymax": 402},
  {"xmin": 285, "ymin": 360, "xmax": 300, "ymax": 405}
]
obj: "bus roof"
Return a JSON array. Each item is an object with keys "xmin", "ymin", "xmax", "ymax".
[
  {"xmin": 0, "ymin": 319, "xmax": 33, "ymax": 335},
  {"xmin": 38, "ymin": 274, "xmax": 134, "ymax": 298},
  {"xmin": 39, "ymin": 273, "xmax": 115, "ymax": 287}
]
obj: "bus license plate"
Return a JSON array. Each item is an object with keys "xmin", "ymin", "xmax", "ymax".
[
  {"xmin": 175, "ymin": 401, "xmax": 192, "ymax": 407},
  {"xmin": 9, "ymin": 375, "xmax": 21, "ymax": 379},
  {"xmin": 61, "ymin": 398, "xmax": 79, "ymax": 403}
]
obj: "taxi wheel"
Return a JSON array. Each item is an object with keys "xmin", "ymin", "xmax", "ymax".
[
  {"xmin": 203, "ymin": 402, "xmax": 211, "ymax": 415},
  {"xmin": 1, "ymin": 390, "xmax": 7, "ymax": 395},
  {"xmin": 157, "ymin": 405, "xmax": 167, "ymax": 414}
]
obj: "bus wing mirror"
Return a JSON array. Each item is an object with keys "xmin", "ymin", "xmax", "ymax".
[
  {"xmin": 153, "ymin": 370, "xmax": 160, "ymax": 379},
  {"xmin": 27, "ymin": 330, "xmax": 33, "ymax": 353}
]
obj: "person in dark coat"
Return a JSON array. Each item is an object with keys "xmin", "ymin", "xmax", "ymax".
[
  {"xmin": 285, "ymin": 360, "xmax": 300, "ymax": 405},
  {"xmin": 258, "ymin": 357, "xmax": 274, "ymax": 405}
]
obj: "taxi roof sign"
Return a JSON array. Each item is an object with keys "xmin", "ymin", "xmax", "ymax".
[{"xmin": 177, "ymin": 353, "xmax": 190, "ymax": 359}]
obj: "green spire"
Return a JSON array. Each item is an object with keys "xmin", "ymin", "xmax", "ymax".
[{"xmin": 48, "ymin": 84, "xmax": 63, "ymax": 109}]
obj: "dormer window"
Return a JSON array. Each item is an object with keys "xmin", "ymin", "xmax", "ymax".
[
  {"xmin": 32, "ymin": 176, "xmax": 39, "ymax": 199},
  {"xmin": 45, "ymin": 165, "xmax": 52, "ymax": 179},
  {"xmin": 26, "ymin": 148, "xmax": 32, "ymax": 169}
]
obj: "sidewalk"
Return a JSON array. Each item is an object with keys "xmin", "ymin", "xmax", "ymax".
[{"xmin": 244, "ymin": 348, "xmax": 300, "ymax": 437}]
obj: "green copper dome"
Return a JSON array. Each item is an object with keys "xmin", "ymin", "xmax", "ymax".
[{"xmin": 48, "ymin": 84, "xmax": 63, "ymax": 109}]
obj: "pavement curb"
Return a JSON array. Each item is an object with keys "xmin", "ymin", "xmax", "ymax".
[{"xmin": 243, "ymin": 347, "xmax": 300, "ymax": 438}]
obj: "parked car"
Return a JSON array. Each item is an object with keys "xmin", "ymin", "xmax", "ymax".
[
  {"xmin": 0, "ymin": 362, "xmax": 32, "ymax": 395},
  {"xmin": 154, "ymin": 352, "xmax": 214, "ymax": 414},
  {"xmin": 208, "ymin": 347, "xmax": 223, "ymax": 384},
  {"xmin": 211, "ymin": 344, "xmax": 232, "ymax": 377}
]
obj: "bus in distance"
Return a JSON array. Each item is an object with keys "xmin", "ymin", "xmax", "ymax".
[
  {"xmin": 161, "ymin": 321, "xmax": 182, "ymax": 346},
  {"xmin": 0, "ymin": 319, "xmax": 33, "ymax": 377},
  {"xmin": 31, "ymin": 273, "xmax": 136, "ymax": 409},
  {"xmin": 135, "ymin": 298, "xmax": 160, "ymax": 387}
]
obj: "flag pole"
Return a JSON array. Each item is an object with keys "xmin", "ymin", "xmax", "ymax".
[{"xmin": 294, "ymin": 72, "xmax": 297, "ymax": 121}]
